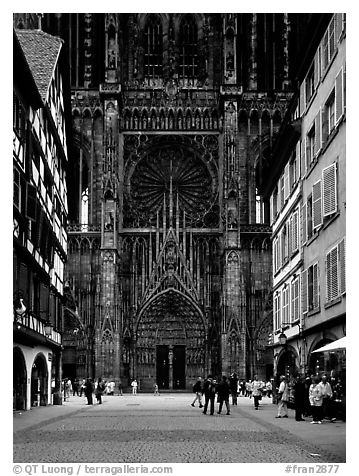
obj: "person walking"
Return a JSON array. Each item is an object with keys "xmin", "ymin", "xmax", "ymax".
[
  {"xmin": 202, "ymin": 375, "xmax": 216, "ymax": 415},
  {"xmin": 217, "ymin": 375, "xmax": 231, "ymax": 415},
  {"xmin": 84, "ymin": 378, "xmax": 94, "ymax": 405},
  {"xmin": 293, "ymin": 374, "xmax": 306, "ymax": 421},
  {"xmin": 95, "ymin": 378, "xmax": 105, "ymax": 404},
  {"xmin": 309, "ymin": 376, "xmax": 324, "ymax": 424},
  {"xmin": 118, "ymin": 379, "xmax": 123, "ymax": 396},
  {"xmin": 131, "ymin": 379, "xmax": 138, "ymax": 395},
  {"xmin": 229, "ymin": 373, "xmax": 239, "ymax": 405},
  {"xmin": 251, "ymin": 375, "xmax": 263, "ymax": 410},
  {"xmin": 191, "ymin": 377, "xmax": 203, "ymax": 408},
  {"xmin": 153, "ymin": 382, "xmax": 160, "ymax": 396},
  {"xmin": 72, "ymin": 379, "xmax": 79, "ymax": 396},
  {"xmin": 318, "ymin": 374, "xmax": 336, "ymax": 422},
  {"xmin": 265, "ymin": 380, "xmax": 272, "ymax": 398},
  {"xmin": 275, "ymin": 375, "xmax": 289, "ymax": 418},
  {"xmin": 79, "ymin": 379, "xmax": 86, "ymax": 397}
]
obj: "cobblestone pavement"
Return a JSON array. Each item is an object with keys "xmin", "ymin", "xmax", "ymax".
[{"xmin": 13, "ymin": 394, "xmax": 345, "ymax": 463}]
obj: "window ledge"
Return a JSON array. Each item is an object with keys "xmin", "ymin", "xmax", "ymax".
[
  {"xmin": 308, "ymin": 307, "xmax": 321, "ymax": 317},
  {"xmin": 324, "ymin": 296, "xmax": 342, "ymax": 309},
  {"xmin": 322, "ymin": 211, "xmax": 340, "ymax": 231},
  {"xmin": 306, "ymin": 229, "xmax": 320, "ymax": 247}
]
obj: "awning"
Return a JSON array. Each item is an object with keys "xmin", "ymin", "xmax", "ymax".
[{"xmin": 312, "ymin": 337, "xmax": 346, "ymax": 353}]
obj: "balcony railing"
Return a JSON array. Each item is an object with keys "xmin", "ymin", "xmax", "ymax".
[{"xmin": 14, "ymin": 310, "xmax": 61, "ymax": 345}]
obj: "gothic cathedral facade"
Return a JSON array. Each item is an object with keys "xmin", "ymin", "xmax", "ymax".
[{"xmin": 15, "ymin": 13, "xmax": 311, "ymax": 389}]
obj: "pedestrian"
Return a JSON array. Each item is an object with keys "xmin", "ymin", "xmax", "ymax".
[
  {"xmin": 153, "ymin": 382, "xmax": 160, "ymax": 396},
  {"xmin": 303, "ymin": 374, "xmax": 312, "ymax": 417},
  {"xmin": 251, "ymin": 375, "xmax": 263, "ymax": 410},
  {"xmin": 309, "ymin": 376, "xmax": 324, "ymax": 424},
  {"xmin": 216, "ymin": 375, "xmax": 231, "ymax": 415},
  {"xmin": 191, "ymin": 377, "xmax": 203, "ymax": 408},
  {"xmin": 246, "ymin": 380, "xmax": 252, "ymax": 398},
  {"xmin": 72, "ymin": 379, "xmax": 79, "ymax": 396},
  {"xmin": 202, "ymin": 375, "xmax": 216, "ymax": 415},
  {"xmin": 131, "ymin": 379, "xmax": 138, "ymax": 395},
  {"xmin": 118, "ymin": 379, "xmax": 123, "ymax": 396},
  {"xmin": 293, "ymin": 374, "xmax": 306, "ymax": 421},
  {"xmin": 275, "ymin": 375, "xmax": 289, "ymax": 418},
  {"xmin": 318, "ymin": 374, "xmax": 336, "ymax": 422},
  {"xmin": 240, "ymin": 380, "xmax": 246, "ymax": 396},
  {"xmin": 65, "ymin": 378, "xmax": 72, "ymax": 400},
  {"xmin": 266, "ymin": 380, "xmax": 272, "ymax": 398},
  {"xmin": 79, "ymin": 379, "xmax": 86, "ymax": 397},
  {"xmin": 107, "ymin": 380, "xmax": 115, "ymax": 396},
  {"xmin": 229, "ymin": 373, "xmax": 239, "ymax": 405},
  {"xmin": 84, "ymin": 378, "xmax": 94, "ymax": 405},
  {"xmin": 95, "ymin": 378, "xmax": 105, "ymax": 404}
]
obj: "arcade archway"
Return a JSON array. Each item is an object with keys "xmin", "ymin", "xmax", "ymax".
[
  {"xmin": 13, "ymin": 347, "xmax": 27, "ymax": 410},
  {"xmin": 135, "ymin": 289, "xmax": 206, "ymax": 390},
  {"xmin": 31, "ymin": 353, "xmax": 48, "ymax": 406}
]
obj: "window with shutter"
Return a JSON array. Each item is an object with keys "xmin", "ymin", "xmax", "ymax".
[
  {"xmin": 287, "ymin": 220, "xmax": 292, "ymax": 258},
  {"xmin": 300, "ymin": 81, "xmax": 306, "ymax": 116},
  {"xmin": 284, "ymin": 163, "xmax": 290, "ymax": 200},
  {"xmin": 296, "ymin": 141, "xmax": 301, "ymax": 181},
  {"xmin": 335, "ymin": 14, "xmax": 344, "ymax": 42},
  {"xmin": 280, "ymin": 175, "xmax": 285, "ymax": 210},
  {"xmin": 26, "ymin": 183, "xmax": 37, "ymax": 221},
  {"xmin": 301, "ymin": 203, "xmax": 307, "ymax": 244},
  {"xmin": 307, "ymin": 195, "xmax": 313, "ymax": 239},
  {"xmin": 307, "ymin": 125, "xmax": 315, "ymax": 166},
  {"xmin": 312, "ymin": 180, "xmax": 322, "ymax": 229},
  {"xmin": 292, "ymin": 210, "xmax": 299, "ymax": 252},
  {"xmin": 282, "ymin": 286, "xmax": 290, "ymax": 325},
  {"xmin": 326, "ymin": 246, "xmax": 339, "ymax": 302},
  {"xmin": 339, "ymin": 239, "xmax": 346, "ymax": 294},
  {"xmin": 270, "ymin": 194, "xmax": 273, "ymax": 224},
  {"xmin": 314, "ymin": 112, "xmax": 321, "ymax": 156},
  {"xmin": 301, "ymin": 269, "xmax": 308, "ymax": 314},
  {"xmin": 335, "ymin": 68, "xmax": 343, "ymax": 124},
  {"xmin": 14, "ymin": 168, "xmax": 21, "ymax": 210},
  {"xmin": 322, "ymin": 29, "xmax": 329, "ymax": 71},
  {"xmin": 328, "ymin": 16, "xmax": 336, "ymax": 61},
  {"xmin": 313, "ymin": 263, "xmax": 319, "ymax": 309},
  {"xmin": 314, "ymin": 48, "xmax": 320, "ymax": 87},
  {"xmin": 322, "ymin": 163, "xmax": 337, "ymax": 216}
]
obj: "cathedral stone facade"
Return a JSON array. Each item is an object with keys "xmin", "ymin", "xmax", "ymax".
[{"xmin": 14, "ymin": 13, "xmax": 311, "ymax": 390}]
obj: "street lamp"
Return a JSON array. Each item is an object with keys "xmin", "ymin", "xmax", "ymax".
[
  {"xmin": 44, "ymin": 320, "xmax": 53, "ymax": 338},
  {"xmin": 278, "ymin": 331, "xmax": 287, "ymax": 346}
]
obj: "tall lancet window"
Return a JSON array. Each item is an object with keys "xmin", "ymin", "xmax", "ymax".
[
  {"xmin": 179, "ymin": 15, "xmax": 198, "ymax": 78},
  {"xmin": 81, "ymin": 187, "xmax": 89, "ymax": 231},
  {"xmin": 144, "ymin": 15, "xmax": 163, "ymax": 78}
]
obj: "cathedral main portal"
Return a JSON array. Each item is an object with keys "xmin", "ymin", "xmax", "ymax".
[{"xmin": 135, "ymin": 290, "xmax": 206, "ymax": 390}]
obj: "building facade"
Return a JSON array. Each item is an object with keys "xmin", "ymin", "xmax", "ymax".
[
  {"xmin": 265, "ymin": 14, "xmax": 346, "ymax": 383},
  {"xmin": 13, "ymin": 13, "xmax": 315, "ymax": 391},
  {"xmin": 13, "ymin": 29, "xmax": 69, "ymax": 409}
]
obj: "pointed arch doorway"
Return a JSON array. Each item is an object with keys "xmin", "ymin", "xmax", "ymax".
[{"xmin": 135, "ymin": 289, "xmax": 206, "ymax": 390}]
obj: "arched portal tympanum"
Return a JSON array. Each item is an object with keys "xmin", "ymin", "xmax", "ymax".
[{"xmin": 135, "ymin": 289, "xmax": 206, "ymax": 390}]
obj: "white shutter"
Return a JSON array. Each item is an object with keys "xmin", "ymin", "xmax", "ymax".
[
  {"xmin": 339, "ymin": 238, "xmax": 346, "ymax": 294},
  {"xmin": 270, "ymin": 194, "xmax": 273, "ymax": 225},
  {"xmin": 300, "ymin": 81, "xmax": 306, "ymax": 116},
  {"xmin": 322, "ymin": 163, "xmax": 337, "ymax": 216},
  {"xmin": 314, "ymin": 47, "xmax": 320, "ymax": 87},
  {"xmin": 292, "ymin": 210, "xmax": 299, "ymax": 251},
  {"xmin": 335, "ymin": 13, "xmax": 344, "ymax": 43},
  {"xmin": 326, "ymin": 246, "xmax": 339, "ymax": 302},
  {"xmin": 314, "ymin": 111, "xmax": 321, "ymax": 156},
  {"xmin": 284, "ymin": 163, "xmax": 290, "ymax": 200},
  {"xmin": 335, "ymin": 68, "xmax": 344, "ymax": 124},
  {"xmin": 301, "ymin": 269, "xmax": 308, "ymax": 314},
  {"xmin": 301, "ymin": 203, "xmax": 307, "ymax": 244},
  {"xmin": 312, "ymin": 180, "xmax": 322, "ymax": 229},
  {"xmin": 296, "ymin": 141, "xmax": 301, "ymax": 182},
  {"xmin": 313, "ymin": 262, "xmax": 319, "ymax": 309}
]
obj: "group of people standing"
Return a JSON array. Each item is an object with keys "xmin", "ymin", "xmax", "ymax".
[
  {"xmin": 62, "ymin": 377, "xmax": 124, "ymax": 405},
  {"xmin": 276, "ymin": 373, "xmax": 343, "ymax": 423},
  {"xmin": 191, "ymin": 373, "xmax": 263, "ymax": 415}
]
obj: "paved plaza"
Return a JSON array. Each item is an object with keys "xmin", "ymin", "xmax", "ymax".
[{"xmin": 13, "ymin": 393, "xmax": 345, "ymax": 464}]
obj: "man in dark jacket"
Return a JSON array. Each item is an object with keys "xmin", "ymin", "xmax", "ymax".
[
  {"xmin": 217, "ymin": 375, "xmax": 231, "ymax": 415},
  {"xmin": 229, "ymin": 373, "xmax": 239, "ymax": 405},
  {"xmin": 294, "ymin": 374, "xmax": 306, "ymax": 421},
  {"xmin": 202, "ymin": 375, "xmax": 216, "ymax": 415},
  {"xmin": 191, "ymin": 377, "xmax": 203, "ymax": 408}
]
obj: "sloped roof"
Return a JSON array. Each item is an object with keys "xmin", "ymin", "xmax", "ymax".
[{"xmin": 15, "ymin": 29, "xmax": 63, "ymax": 103}]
